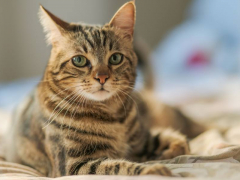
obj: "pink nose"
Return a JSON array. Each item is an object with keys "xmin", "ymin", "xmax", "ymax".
[{"xmin": 95, "ymin": 74, "xmax": 109, "ymax": 85}]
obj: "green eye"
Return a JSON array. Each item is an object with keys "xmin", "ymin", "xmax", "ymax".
[
  {"xmin": 72, "ymin": 56, "xmax": 87, "ymax": 67},
  {"xmin": 109, "ymin": 53, "xmax": 123, "ymax": 65}
]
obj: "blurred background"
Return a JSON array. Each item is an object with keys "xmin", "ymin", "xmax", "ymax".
[
  {"xmin": 0, "ymin": 0, "xmax": 240, "ymax": 124},
  {"xmin": 0, "ymin": 0, "xmax": 190, "ymax": 82}
]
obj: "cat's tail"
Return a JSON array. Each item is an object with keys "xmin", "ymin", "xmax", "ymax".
[
  {"xmin": 134, "ymin": 37, "xmax": 155, "ymax": 90},
  {"xmin": 141, "ymin": 90, "xmax": 207, "ymax": 138},
  {"xmin": 168, "ymin": 107, "xmax": 208, "ymax": 138},
  {"xmin": 153, "ymin": 103, "xmax": 207, "ymax": 139}
]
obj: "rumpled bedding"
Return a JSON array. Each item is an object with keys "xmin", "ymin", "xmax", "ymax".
[{"xmin": 1, "ymin": 79, "xmax": 240, "ymax": 179}]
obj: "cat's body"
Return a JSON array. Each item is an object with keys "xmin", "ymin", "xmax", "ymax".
[
  {"xmin": 6, "ymin": 85, "xmax": 188, "ymax": 177},
  {"xmin": 5, "ymin": 1, "xmax": 200, "ymax": 177}
]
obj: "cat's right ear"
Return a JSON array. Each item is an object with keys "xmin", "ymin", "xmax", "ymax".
[{"xmin": 39, "ymin": 5, "xmax": 70, "ymax": 45}]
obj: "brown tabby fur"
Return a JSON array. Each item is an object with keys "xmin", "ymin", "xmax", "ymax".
[{"xmin": 5, "ymin": 1, "xmax": 200, "ymax": 177}]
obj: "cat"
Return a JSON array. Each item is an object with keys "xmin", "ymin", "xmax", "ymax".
[{"xmin": 5, "ymin": 1, "xmax": 192, "ymax": 177}]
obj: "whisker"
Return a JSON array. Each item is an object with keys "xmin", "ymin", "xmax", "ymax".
[
  {"xmin": 69, "ymin": 94, "xmax": 86, "ymax": 137},
  {"xmin": 44, "ymin": 90, "xmax": 76, "ymax": 126},
  {"xmin": 49, "ymin": 85, "xmax": 80, "ymax": 102},
  {"xmin": 115, "ymin": 92, "xmax": 127, "ymax": 116},
  {"xmin": 52, "ymin": 90, "xmax": 81, "ymax": 122},
  {"xmin": 116, "ymin": 88, "xmax": 138, "ymax": 109},
  {"xmin": 118, "ymin": 85, "xmax": 144, "ymax": 97},
  {"xmin": 60, "ymin": 90, "xmax": 84, "ymax": 131},
  {"xmin": 42, "ymin": 89, "xmax": 79, "ymax": 129},
  {"xmin": 70, "ymin": 91, "xmax": 85, "ymax": 120}
]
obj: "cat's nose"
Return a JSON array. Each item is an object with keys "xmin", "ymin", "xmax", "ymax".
[{"xmin": 94, "ymin": 73, "xmax": 109, "ymax": 85}]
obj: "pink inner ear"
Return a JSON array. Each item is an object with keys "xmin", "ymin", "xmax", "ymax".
[{"xmin": 110, "ymin": 2, "xmax": 135, "ymax": 35}]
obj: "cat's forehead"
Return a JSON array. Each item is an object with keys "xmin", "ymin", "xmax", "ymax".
[
  {"xmin": 65, "ymin": 24, "xmax": 127, "ymax": 54},
  {"xmin": 72, "ymin": 24, "xmax": 118, "ymax": 41},
  {"xmin": 70, "ymin": 24, "xmax": 102, "ymax": 32}
]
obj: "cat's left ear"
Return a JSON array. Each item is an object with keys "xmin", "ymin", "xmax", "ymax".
[
  {"xmin": 109, "ymin": 1, "xmax": 136, "ymax": 37},
  {"xmin": 39, "ymin": 5, "xmax": 70, "ymax": 45}
]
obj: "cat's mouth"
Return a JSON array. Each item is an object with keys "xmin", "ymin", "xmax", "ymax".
[
  {"xmin": 93, "ymin": 87, "xmax": 110, "ymax": 94},
  {"xmin": 84, "ymin": 86, "xmax": 113, "ymax": 101}
]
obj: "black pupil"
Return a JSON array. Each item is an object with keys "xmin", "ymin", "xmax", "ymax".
[
  {"xmin": 76, "ymin": 57, "xmax": 81, "ymax": 63},
  {"xmin": 113, "ymin": 55, "xmax": 118, "ymax": 61}
]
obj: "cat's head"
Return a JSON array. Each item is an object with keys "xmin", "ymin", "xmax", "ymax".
[{"xmin": 39, "ymin": 1, "xmax": 137, "ymax": 102}]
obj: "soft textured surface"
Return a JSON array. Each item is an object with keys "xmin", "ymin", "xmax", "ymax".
[
  {"xmin": 1, "ymin": 127, "xmax": 240, "ymax": 179},
  {"xmin": 1, "ymin": 79, "xmax": 240, "ymax": 179}
]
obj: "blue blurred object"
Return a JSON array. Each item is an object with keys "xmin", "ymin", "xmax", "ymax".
[
  {"xmin": 0, "ymin": 78, "xmax": 40, "ymax": 111},
  {"xmin": 153, "ymin": 0, "xmax": 240, "ymax": 79}
]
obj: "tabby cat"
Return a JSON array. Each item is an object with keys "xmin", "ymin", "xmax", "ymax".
[{"xmin": 5, "ymin": 1, "xmax": 191, "ymax": 177}]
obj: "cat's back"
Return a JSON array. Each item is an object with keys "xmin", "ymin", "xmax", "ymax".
[{"xmin": 5, "ymin": 89, "xmax": 48, "ymax": 166}]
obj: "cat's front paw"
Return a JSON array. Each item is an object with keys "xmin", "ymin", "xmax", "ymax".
[
  {"xmin": 140, "ymin": 164, "xmax": 172, "ymax": 176},
  {"xmin": 153, "ymin": 128, "xmax": 190, "ymax": 160}
]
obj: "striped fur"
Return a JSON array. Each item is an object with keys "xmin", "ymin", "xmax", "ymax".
[{"xmin": 5, "ymin": 1, "xmax": 191, "ymax": 177}]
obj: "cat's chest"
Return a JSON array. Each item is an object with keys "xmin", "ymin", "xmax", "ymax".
[{"xmin": 46, "ymin": 113, "xmax": 129, "ymax": 158}]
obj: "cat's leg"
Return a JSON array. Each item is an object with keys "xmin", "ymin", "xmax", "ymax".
[
  {"xmin": 128, "ymin": 126, "xmax": 189, "ymax": 162},
  {"xmin": 147, "ymin": 128, "xmax": 190, "ymax": 160},
  {"xmin": 67, "ymin": 157, "xmax": 172, "ymax": 176}
]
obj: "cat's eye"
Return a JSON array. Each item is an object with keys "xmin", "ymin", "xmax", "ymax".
[
  {"xmin": 109, "ymin": 53, "xmax": 123, "ymax": 65},
  {"xmin": 72, "ymin": 56, "xmax": 87, "ymax": 67}
]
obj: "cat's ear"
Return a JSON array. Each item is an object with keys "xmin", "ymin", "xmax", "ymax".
[
  {"xmin": 39, "ymin": 5, "xmax": 70, "ymax": 45},
  {"xmin": 109, "ymin": 1, "xmax": 136, "ymax": 37}
]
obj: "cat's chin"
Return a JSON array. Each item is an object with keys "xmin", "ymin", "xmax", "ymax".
[{"xmin": 85, "ymin": 90, "xmax": 113, "ymax": 102}]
